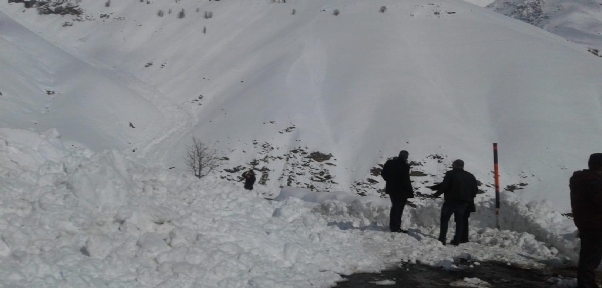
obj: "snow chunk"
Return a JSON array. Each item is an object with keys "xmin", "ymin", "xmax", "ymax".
[
  {"xmin": 449, "ymin": 277, "xmax": 492, "ymax": 287},
  {"xmin": 371, "ymin": 279, "xmax": 396, "ymax": 285},
  {"xmin": 137, "ymin": 232, "xmax": 170, "ymax": 257},
  {"xmin": 84, "ymin": 234, "xmax": 112, "ymax": 259}
]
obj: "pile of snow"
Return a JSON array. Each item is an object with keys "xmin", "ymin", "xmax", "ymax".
[
  {"xmin": 0, "ymin": 128, "xmax": 583, "ymax": 287},
  {"xmin": 278, "ymin": 186, "xmax": 578, "ymax": 264},
  {"xmin": 0, "ymin": 128, "xmax": 384, "ymax": 287}
]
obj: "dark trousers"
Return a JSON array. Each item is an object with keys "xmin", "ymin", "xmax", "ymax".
[
  {"xmin": 460, "ymin": 211, "xmax": 471, "ymax": 243},
  {"xmin": 578, "ymin": 230, "xmax": 602, "ymax": 288},
  {"xmin": 389, "ymin": 194, "xmax": 408, "ymax": 232},
  {"xmin": 439, "ymin": 201, "xmax": 468, "ymax": 244}
]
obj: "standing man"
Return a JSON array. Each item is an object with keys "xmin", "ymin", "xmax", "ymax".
[
  {"xmin": 381, "ymin": 150, "xmax": 414, "ymax": 233},
  {"xmin": 428, "ymin": 159, "xmax": 477, "ymax": 246},
  {"xmin": 570, "ymin": 153, "xmax": 602, "ymax": 288}
]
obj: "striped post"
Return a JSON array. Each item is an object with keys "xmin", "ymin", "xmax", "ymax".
[{"xmin": 493, "ymin": 143, "xmax": 500, "ymax": 229}]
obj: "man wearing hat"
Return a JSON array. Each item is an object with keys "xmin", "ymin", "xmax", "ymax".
[
  {"xmin": 381, "ymin": 150, "xmax": 415, "ymax": 233},
  {"xmin": 570, "ymin": 153, "xmax": 602, "ymax": 288}
]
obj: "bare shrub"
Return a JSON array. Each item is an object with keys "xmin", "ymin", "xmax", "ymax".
[
  {"xmin": 203, "ymin": 26, "xmax": 206, "ymax": 33},
  {"xmin": 184, "ymin": 137, "xmax": 219, "ymax": 179},
  {"xmin": 380, "ymin": 6, "xmax": 387, "ymax": 13},
  {"xmin": 333, "ymin": 9, "xmax": 339, "ymax": 16},
  {"xmin": 292, "ymin": 9, "xmax": 295, "ymax": 15},
  {"xmin": 204, "ymin": 11, "xmax": 213, "ymax": 19},
  {"xmin": 178, "ymin": 8, "xmax": 185, "ymax": 18},
  {"xmin": 105, "ymin": 0, "xmax": 110, "ymax": 7},
  {"xmin": 157, "ymin": 10, "xmax": 164, "ymax": 17}
]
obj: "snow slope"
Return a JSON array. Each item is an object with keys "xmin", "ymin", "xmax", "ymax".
[
  {"xmin": 2, "ymin": 0, "xmax": 602, "ymax": 212},
  {"xmin": 0, "ymin": 9, "xmax": 169, "ymax": 152}
]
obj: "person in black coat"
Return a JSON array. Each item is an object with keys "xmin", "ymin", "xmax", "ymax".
[
  {"xmin": 381, "ymin": 150, "xmax": 414, "ymax": 233},
  {"xmin": 242, "ymin": 170, "xmax": 256, "ymax": 190},
  {"xmin": 428, "ymin": 159, "xmax": 478, "ymax": 246},
  {"xmin": 570, "ymin": 153, "xmax": 602, "ymax": 288}
]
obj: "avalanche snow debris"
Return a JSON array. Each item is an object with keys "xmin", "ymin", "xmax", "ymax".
[{"xmin": 0, "ymin": 128, "xmax": 583, "ymax": 287}]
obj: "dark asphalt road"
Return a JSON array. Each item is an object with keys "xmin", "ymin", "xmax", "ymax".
[{"xmin": 334, "ymin": 261, "xmax": 590, "ymax": 288}]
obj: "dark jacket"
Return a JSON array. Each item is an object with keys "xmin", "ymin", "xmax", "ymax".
[
  {"xmin": 432, "ymin": 168, "xmax": 477, "ymax": 204},
  {"xmin": 242, "ymin": 171, "xmax": 256, "ymax": 190},
  {"xmin": 570, "ymin": 170, "xmax": 602, "ymax": 231},
  {"xmin": 381, "ymin": 157, "xmax": 414, "ymax": 198}
]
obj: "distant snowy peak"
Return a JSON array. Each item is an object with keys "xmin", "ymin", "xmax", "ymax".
[
  {"xmin": 488, "ymin": 0, "xmax": 602, "ymax": 51},
  {"xmin": 488, "ymin": 0, "xmax": 548, "ymax": 26}
]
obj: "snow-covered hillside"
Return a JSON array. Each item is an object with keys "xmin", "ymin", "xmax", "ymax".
[
  {"xmin": 3, "ymin": 0, "xmax": 602, "ymax": 212},
  {"xmin": 487, "ymin": 0, "xmax": 602, "ymax": 53},
  {"xmin": 2, "ymin": 0, "xmax": 602, "ymax": 286}
]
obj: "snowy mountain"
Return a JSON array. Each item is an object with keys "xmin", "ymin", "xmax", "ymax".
[
  {"xmin": 3, "ymin": 0, "xmax": 602, "ymax": 211},
  {"xmin": 487, "ymin": 0, "xmax": 602, "ymax": 53},
  {"xmin": 1, "ymin": 0, "xmax": 601, "ymax": 287}
]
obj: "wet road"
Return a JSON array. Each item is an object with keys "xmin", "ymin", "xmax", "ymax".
[{"xmin": 334, "ymin": 261, "xmax": 593, "ymax": 288}]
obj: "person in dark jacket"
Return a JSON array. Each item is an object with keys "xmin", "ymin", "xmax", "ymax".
[
  {"xmin": 429, "ymin": 172, "xmax": 477, "ymax": 244},
  {"xmin": 570, "ymin": 153, "xmax": 602, "ymax": 288},
  {"xmin": 381, "ymin": 150, "xmax": 414, "ymax": 233},
  {"xmin": 428, "ymin": 159, "xmax": 478, "ymax": 246},
  {"xmin": 242, "ymin": 170, "xmax": 256, "ymax": 190}
]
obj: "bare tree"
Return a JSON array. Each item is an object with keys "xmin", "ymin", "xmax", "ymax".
[{"xmin": 184, "ymin": 137, "xmax": 219, "ymax": 179}]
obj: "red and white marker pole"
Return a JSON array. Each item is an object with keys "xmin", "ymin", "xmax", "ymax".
[{"xmin": 493, "ymin": 143, "xmax": 500, "ymax": 229}]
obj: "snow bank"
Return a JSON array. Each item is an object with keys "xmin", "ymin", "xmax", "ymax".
[
  {"xmin": 0, "ymin": 129, "xmax": 385, "ymax": 288},
  {"xmin": 277, "ymin": 186, "xmax": 579, "ymax": 264}
]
